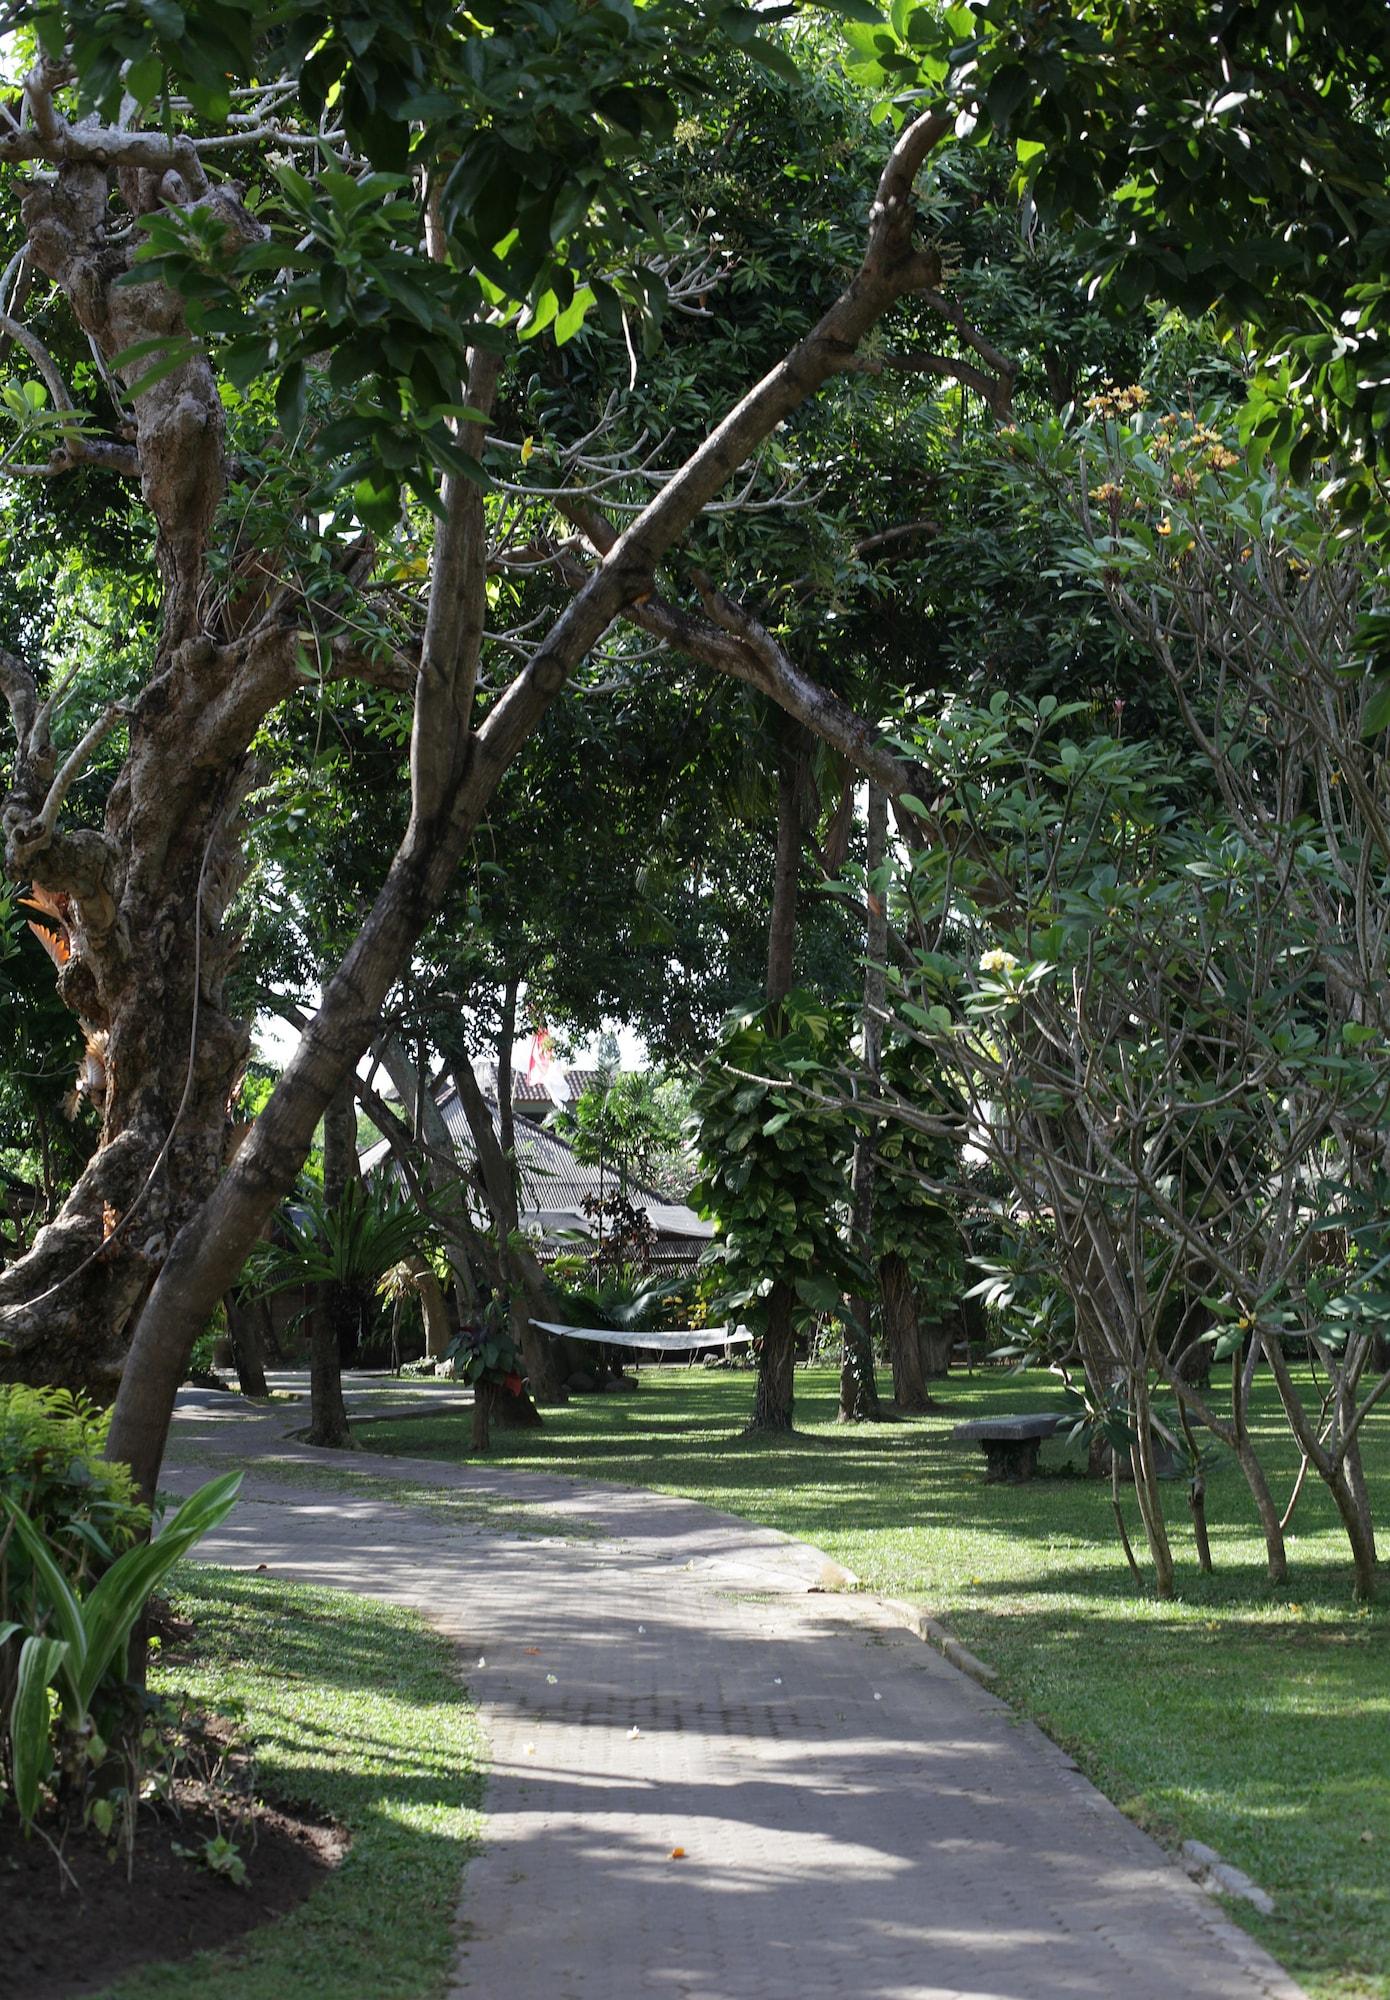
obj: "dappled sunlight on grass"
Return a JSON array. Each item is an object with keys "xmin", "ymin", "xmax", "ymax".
[
  {"xmin": 368, "ymin": 1363, "xmax": 1390, "ymax": 2000},
  {"xmin": 94, "ymin": 1570, "xmax": 483, "ymax": 2000}
]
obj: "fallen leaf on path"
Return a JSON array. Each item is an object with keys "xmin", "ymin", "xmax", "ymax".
[{"xmin": 669, "ymin": 1847, "xmax": 685, "ymax": 1859}]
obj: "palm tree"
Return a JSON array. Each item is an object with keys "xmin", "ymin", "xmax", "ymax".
[{"xmin": 249, "ymin": 1179, "xmax": 434, "ymax": 1445}]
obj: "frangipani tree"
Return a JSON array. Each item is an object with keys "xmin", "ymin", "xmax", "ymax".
[{"xmin": 870, "ymin": 412, "xmax": 1390, "ymax": 1598}]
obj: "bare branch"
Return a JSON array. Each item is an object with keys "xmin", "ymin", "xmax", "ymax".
[{"xmin": 7, "ymin": 701, "xmax": 126, "ymax": 866}]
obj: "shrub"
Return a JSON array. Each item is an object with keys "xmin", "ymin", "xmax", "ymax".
[
  {"xmin": 0, "ymin": 1387, "xmax": 148, "ymax": 1613},
  {"xmin": 0, "ymin": 1388, "xmax": 240, "ymax": 1842}
]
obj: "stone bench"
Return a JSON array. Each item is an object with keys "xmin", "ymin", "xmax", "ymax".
[{"xmin": 951, "ymin": 1413, "xmax": 1066, "ymax": 1483}]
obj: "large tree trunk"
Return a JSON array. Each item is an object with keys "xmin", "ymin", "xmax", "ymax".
[
  {"xmin": 410, "ymin": 1254, "xmax": 452, "ymax": 1359},
  {"xmin": 748, "ymin": 1279, "xmax": 796, "ymax": 1435},
  {"xmin": 880, "ymin": 1251, "xmax": 935, "ymax": 1412},
  {"xmin": 0, "ymin": 162, "xmax": 264, "ymax": 1398},
  {"xmin": 918, "ymin": 1314, "xmax": 955, "ymax": 1378},
  {"xmin": 303, "ymin": 1082, "xmax": 355, "ymax": 1450},
  {"xmin": 0, "ymin": 781, "xmax": 253, "ymax": 1396},
  {"xmin": 840, "ymin": 783, "xmax": 884, "ymax": 1423}
]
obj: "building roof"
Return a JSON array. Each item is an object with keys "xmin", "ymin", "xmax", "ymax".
[
  {"xmin": 360, "ymin": 1077, "xmax": 712, "ymax": 1245},
  {"xmin": 563, "ymin": 1067, "xmax": 604, "ymax": 1101}
]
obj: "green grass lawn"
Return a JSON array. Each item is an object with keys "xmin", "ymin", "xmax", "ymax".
[
  {"xmin": 93, "ymin": 1568, "xmax": 483, "ymax": 2000},
  {"xmin": 365, "ymin": 1363, "xmax": 1390, "ymax": 2000}
]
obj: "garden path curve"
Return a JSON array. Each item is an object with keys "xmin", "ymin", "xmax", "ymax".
[{"xmin": 164, "ymin": 1378, "xmax": 1306, "ymax": 2000}]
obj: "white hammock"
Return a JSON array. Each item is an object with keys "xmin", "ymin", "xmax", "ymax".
[{"xmin": 531, "ymin": 1319, "xmax": 751, "ymax": 1353}]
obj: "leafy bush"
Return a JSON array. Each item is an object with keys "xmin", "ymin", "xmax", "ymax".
[
  {"xmin": 446, "ymin": 1299, "xmax": 523, "ymax": 1395},
  {"xmin": 691, "ymin": 992, "xmax": 861, "ymax": 1332},
  {"xmin": 0, "ymin": 1387, "xmax": 148, "ymax": 1610},
  {"xmin": 0, "ymin": 1387, "xmax": 241, "ymax": 1841},
  {"xmin": 2, "ymin": 1472, "xmax": 241, "ymax": 1832}
]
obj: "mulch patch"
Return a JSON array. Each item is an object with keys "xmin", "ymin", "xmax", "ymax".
[{"xmin": 2, "ymin": 1789, "xmax": 347, "ymax": 1998}]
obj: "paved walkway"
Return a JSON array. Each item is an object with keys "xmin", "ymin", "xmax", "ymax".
[{"xmin": 165, "ymin": 1378, "xmax": 1306, "ymax": 2000}]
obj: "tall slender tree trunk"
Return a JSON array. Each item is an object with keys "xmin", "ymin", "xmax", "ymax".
[
  {"xmin": 304, "ymin": 1081, "xmax": 355, "ymax": 1449},
  {"xmin": 1263, "ymin": 1331, "xmax": 1376, "ymax": 1598},
  {"xmin": 841, "ymin": 784, "xmax": 886, "ymax": 1422},
  {"xmin": 747, "ymin": 731, "xmax": 807, "ymax": 1437},
  {"xmin": 1128, "ymin": 1371, "xmax": 1175, "ymax": 1599},
  {"xmin": 410, "ymin": 1253, "xmax": 452, "ymax": 1359},
  {"xmin": 765, "ymin": 740, "xmax": 802, "ymax": 1004},
  {"xmin": 880, "ymin": 1250, "xmax": 935, "ymax": 1411},
  {"xmin": 472, "ymin": 1378, "xmax": 497, "ymax": 1452},
  {"xmin": 223, "ymin": 1288, "xmax": 269, "ymax": 1399}
]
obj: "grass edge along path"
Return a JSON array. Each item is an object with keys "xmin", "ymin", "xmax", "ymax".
[
  {"xmin": 92, "ymin": 1566, "xmax": 483, "ymax": 2000},
  {"xmin": 363, "ymin": 1364, "xmax": 1389, "ymax": 2000}
]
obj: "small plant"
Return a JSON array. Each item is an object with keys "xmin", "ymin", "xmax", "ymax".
[
  {"xmin": 1, "ymin": 1471, "xmax": 242, "ymax": 1833},
  {"xmin": 174, "ymin": 1831, "xmax": 249, "ymax": 1886},
  {"xmin": 446, "ymin": 1316, "xmax": 523, "ymax": 1396},
  {"xmin": 447, "ymin": 1299, "xmax": 526, "ymax": 1451}
]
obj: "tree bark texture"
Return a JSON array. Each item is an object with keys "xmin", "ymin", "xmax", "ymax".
[
  {"xmin": 410, "ymin": 1255, "xmax": 452, "ymax": 1359},
  {"xmin": 919, "ymin": 1315, "xmax": 955, "ymax": 1378},
  {"xmin": 747, "ymin": 1279, "xmax": 796, "ymax": 1435},
  {"xmin": 880, "ymin": 1251, "xmax": 934, "ymax": 1412}
]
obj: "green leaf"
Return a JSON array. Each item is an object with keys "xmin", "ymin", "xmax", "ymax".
[
  {"xmin": 793, "ymin": 1271, "xmax": 844, "ymax": 1313},
  {"xmin": 126, "ymin": 53, "xmax": 164, "ymax": 106},
  {"xmin": 0, "ymin": 1499, "xmax": 88, "ymax": 1707},
  {"xmin": 76, "ymin": 1472, "xmax": 242, "ymax": 1709},
  {"xmin": 553, "ymin": 286, "xmax": 595, "ymax": 346},
  {"xmin": 12, "ymin": 1635, "xmax": 65, "ymax": 1828},
  {"xmin": 744, "ymin": 36, "xmax": 801, "ymax": 82},
  {"xmin": 1361, "ymin": 677, "xmax": 1390, "ymax": 739}
]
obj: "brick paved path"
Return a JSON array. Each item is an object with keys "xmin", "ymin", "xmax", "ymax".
[{"xmin": 165, "ymin": 1381, "xmax": 1305, "ymax": 2000}]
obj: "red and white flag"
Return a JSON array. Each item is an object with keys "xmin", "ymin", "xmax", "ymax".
[{"xmin": 526, "ymin": 1022, "xmax": 554, "ymax": 1082}]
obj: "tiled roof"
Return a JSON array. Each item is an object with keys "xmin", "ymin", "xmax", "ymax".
[
  {"xmin": 509, "ymin": 1074, "xmax": 554, "ymax": 1101},
  {"xmin": 360, "ymin": 1078, "xmax": 711, "ymax": 1243},
  {"xmin": 563, "ymin": 1067, "xmax": 604, "ymax": 1101}
]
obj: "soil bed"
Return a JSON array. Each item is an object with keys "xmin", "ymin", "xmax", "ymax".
[{"xmin": 3, "ymin": 1792, "xmax": 345, "ymax": 1998}]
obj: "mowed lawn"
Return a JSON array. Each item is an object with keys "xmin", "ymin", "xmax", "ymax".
[{"xmin": 366, "ymin": 1364, "xmax": 1390, "ymax": 2000}]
